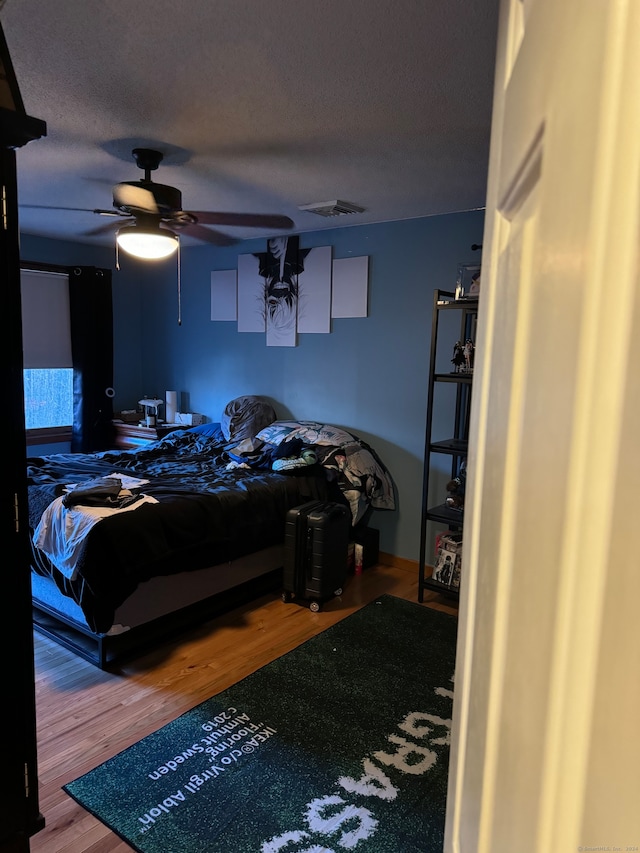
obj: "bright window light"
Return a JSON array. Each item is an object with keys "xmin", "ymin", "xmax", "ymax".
[{"xmin": 24, "ymin": 368, "xmax": 73, "ymax": 429}]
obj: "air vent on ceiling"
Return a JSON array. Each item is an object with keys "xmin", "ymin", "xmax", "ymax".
[{"xmin": 298, "ymin": 199, "xmax": 365, "ymax": 217}]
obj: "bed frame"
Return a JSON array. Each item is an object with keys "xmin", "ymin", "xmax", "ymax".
[{"xmin": 31, "ymin": 545, "xmax": 284, "ymax": 669}]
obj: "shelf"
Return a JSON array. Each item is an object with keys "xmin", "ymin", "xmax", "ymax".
[
  {"xmin": 419, "ymin": 286, "xmax": 477, "ymax": 605},
  {"xmin": 421, "ymin": 576, "xmax": 460, "ymax": 599},
  {"xmin": 435, "ymin": 297, "xmax": 479, "ymax": 310},
  {"xmin": 430, "ymin": 438, "xmax": 468, "ymax": 455},
  {"xmin": 434, "ymin": 372, "xmax": 474, "ymax": 384},
  {"xmin": 426, "ymin": 503, "xmax": 464, "ymax": 526}
]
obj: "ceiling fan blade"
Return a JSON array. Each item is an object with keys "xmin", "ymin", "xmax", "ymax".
[
  {"xmin": 189, "ymin": 211, "xmax": 294, "ymax": 229},
  {"xmin": 113, "ymin": 183, "xmax": 159, "ymax": 213},
  {"xmin": 21, "ymin": 204, "xmax": 103, "ymax": 213},
  {"xmin": 20, "ymin": 204, "xmax": 123, "ymax": 217},
  {"xmin": 83, "ymin": 218, "xmax": 132, "ymax": 237},
  {"xmin": 171, "ymin": 221, "xmax": 238, "ymax": 247}
]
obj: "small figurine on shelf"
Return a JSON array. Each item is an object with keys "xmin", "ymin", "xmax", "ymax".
[
  {"xmin": 451, "ymin": 340, "xmax": 465, "ymax": 373},
  {"xmin": 445, "ymin": 460, "xmax": 467, "ymax": 511},
  {"xmin": 463, "ymin": 339, "xmax": 475, "ymax": 372},
  {"xmin": 469, "ymin": 270, "xmax": 481, "ymax": 296}
]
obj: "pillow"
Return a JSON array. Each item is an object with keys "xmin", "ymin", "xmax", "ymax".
[
  {"xmin": 289, "ymin": 423, "xmax": 358, "ymax": 447},
  {"xmin": 221, "ymin": 396, "xmax": 277, "ymax": 441},
  {"xmin": 255, "ymin": 420, "xmax": 357, "ymax": 447},
  {"xmin": 254, "ymin": 420, "xmax": 305, "ymax": 445}
]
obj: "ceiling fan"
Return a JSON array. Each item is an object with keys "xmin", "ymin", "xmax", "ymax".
[{"xmin": 31, "ymin": 147, "xmax": 295, "ymax": 257}]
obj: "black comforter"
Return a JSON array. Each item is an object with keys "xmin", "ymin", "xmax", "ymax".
[{"xmin": 27, "ymin": 426, "xmax": 336, "ymax": 633}]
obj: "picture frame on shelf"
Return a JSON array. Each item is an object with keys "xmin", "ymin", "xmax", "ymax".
[
  {"xmin": 455, "ymin": 263, "xmax": 481, "ymax": 301},
  {"xmin": 432, "ymin": 530, "xmax": 463, "ymax": 588}
]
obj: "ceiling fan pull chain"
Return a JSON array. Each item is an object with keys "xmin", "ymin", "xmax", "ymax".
[{"xmin": 177, "ymin": 237, "xmax": 182, "ymax": 326}]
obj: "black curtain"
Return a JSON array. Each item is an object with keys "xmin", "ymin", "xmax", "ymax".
[{"xmin": 69, "ymin": 265, "xmax": 114, "ymax": 452}]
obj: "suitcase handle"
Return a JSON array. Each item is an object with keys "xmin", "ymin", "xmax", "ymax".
[{"xmin": 305, "ymin": 528, "xmax": 314, "ymax": 580}]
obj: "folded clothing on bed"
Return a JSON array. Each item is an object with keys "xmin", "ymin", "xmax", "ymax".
[
  {"xmin": 271, "ymin": 439, "xmax": 318, "ymax": 471},
  {"xmin": 35, "ymin": 480, "xmax": 158, "ymax": 580},
  {"xmin": 62, "ymin": 476, "xmax": 144, "ymax": 508},
  {"xmin": 227, "ymin": 436, "xmax": 319, "ymax": 472}
]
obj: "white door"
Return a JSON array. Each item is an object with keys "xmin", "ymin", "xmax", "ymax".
[{"xmin": 445, "ymin": 0, "xmax": 640, "ymax": 850}]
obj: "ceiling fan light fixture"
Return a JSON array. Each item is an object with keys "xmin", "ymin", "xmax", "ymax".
[{"xmin": 116, "ymin": 224, "xmax": 179, "ymax": 260}]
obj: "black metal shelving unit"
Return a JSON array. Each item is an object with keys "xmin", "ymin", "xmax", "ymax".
[{"xmin": 418, "ymin": 289, "xmax": 478, "ymax": 601}]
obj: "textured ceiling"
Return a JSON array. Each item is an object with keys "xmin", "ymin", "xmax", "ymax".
[{"xmin": 2, "ymin": 0, "xmax": 499, "ymax": 248}]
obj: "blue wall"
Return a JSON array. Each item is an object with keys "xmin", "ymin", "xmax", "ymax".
[{"xmin": 21, "ymin": 209, "xmax": 484, "ymax": 562}]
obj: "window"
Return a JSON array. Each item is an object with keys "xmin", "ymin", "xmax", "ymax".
[
  {"xmin": 23, "ymin": 368, "xmax": 73, "ymax": 429},
  {"xmin": 21, "ymin": 267, "xmax": 73, "ymax": 443}
]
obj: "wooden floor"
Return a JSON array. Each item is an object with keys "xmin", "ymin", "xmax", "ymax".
[{"xmin": 29, "ymin": 563, "xmax": 457, "ymax": 852}]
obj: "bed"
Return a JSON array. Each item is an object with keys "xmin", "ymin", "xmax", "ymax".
[{"xmin": 27, "ymin": 398, "xmax": 395, "ymax": 668}]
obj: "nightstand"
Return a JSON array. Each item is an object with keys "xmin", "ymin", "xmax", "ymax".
[{"xmin": 112, "ymin": 422, "xmax": 183, "ymax": 449}]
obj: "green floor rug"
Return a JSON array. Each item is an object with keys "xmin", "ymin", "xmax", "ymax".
[{"xmin": 64, "ymin": 595, "xmax": 457, "ymax": 852}]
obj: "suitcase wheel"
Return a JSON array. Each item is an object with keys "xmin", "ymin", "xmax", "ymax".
[
  {"xmin": 281, "ymin": 591, "xmax": 294, "ymax": 603},
  {"xmin": 309, "ymin": 600, "xmax": 321, "ymax": 613}
]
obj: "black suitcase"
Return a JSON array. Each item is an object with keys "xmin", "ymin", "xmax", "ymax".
[{"xmin": 282, "ymin": 500, "xmax": 350, "ymax": 611}]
